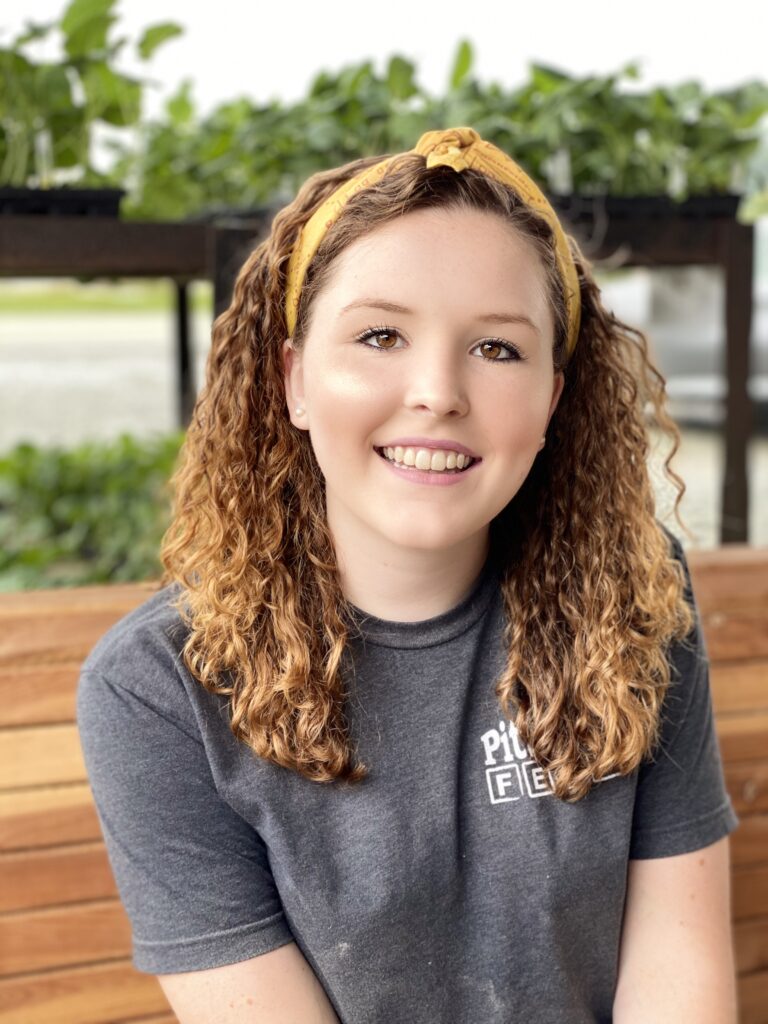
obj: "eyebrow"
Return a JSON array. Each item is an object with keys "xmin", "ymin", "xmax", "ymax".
[{"xmin": 338, "ymin": 298, "xmax": 541, "ymax": 335}]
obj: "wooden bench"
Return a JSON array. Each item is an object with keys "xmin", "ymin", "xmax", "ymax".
[{"xmin": 1, "ymin": 548, "xmax": 767, "ymax": 1023}]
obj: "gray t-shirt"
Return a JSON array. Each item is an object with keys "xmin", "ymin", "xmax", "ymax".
[{"xmin": 76, "ymin": 534, "xmax": 738, "ymax": 1024}]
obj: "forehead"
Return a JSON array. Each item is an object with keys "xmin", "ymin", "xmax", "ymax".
[{"xmin": 309, "ymin": 206, "xmax": 552, "ymax": 325}]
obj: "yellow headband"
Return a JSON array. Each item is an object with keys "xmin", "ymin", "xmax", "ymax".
[{"xmin": 284, "ymin": 126, "xmax": 581, "ymax": 359}]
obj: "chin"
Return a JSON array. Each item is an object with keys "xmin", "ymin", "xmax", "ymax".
[{"xmin": 386, "ymin": 526, "xmax": 478, "ymax": 553}]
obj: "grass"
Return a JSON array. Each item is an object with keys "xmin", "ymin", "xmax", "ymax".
[{"xmin": 0, "ymin": 279, "xmax": 215, "ymax": 315}]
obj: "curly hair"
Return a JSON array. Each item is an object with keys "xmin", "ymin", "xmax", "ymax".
[{"xmin": 159, "ymin": 150, "xmax": 694, "ymax": 802}]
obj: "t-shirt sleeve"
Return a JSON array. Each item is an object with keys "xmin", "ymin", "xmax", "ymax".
[
  {"xmin": 628, "ymin": 533, "xmax": 740, "ymax": 859},
  {"xmin": 76, "ymin": 667, "xmax": 294, "ymax": 974}
]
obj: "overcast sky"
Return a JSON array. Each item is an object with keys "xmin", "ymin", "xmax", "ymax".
[{"xmin": 6, "ymin": 0, "xmax": 768, "ymax": 120}]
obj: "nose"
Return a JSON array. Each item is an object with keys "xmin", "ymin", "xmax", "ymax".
[{"xmin": 402, "ymin": 343, "xmax": 469, "ymax": 419}]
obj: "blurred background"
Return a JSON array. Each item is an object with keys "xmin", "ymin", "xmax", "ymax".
[{"xmin": 2, "ymin": 0, "xmax": 768, "ymax": 592}]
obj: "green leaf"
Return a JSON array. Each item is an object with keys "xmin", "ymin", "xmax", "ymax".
[
  {"xmin": 618, "ymin": 60, "xmax": 642, "ymax": 81},
  {"xmin": 61, "ymin": 0, "xmax": 117, "ymax": 34},
  {"xmin": 449, "ymin": 39, "xmax": 473, "ymax": 91},
  {"xmin": 737, "ymin": 187, "xmax": 768, "ymax": 223},
  {"xmin": 81, "ymin": 62, "xmax": 142, "ymax": 126},
  {"xmin": 137, "ymin": 22, "xmax": 183, "ymax": 61},
  {"xmin": 32, "ymin": 64, "xmax": 74, "ymax": 115},
  {"xmin": 530, "ymin": 63, "xmax": 573, "ymax": 91},
  {"xmin": 166, "ymin": 79, "xmax": 195, "ymax": 126},
  {"xmin": 61, "ymin": 0, "xmax": 118, "ymax": 58},
  {"xmin": 12, "ymin": 21, "xmax": 56, "ymax": 47},
  {"xmin": 387, "ymin": 55, "xmax": 417, "ymax": 101},
  {"xmin": 49, "ymin": 112, "xmax": 88, "ymax": 167}
]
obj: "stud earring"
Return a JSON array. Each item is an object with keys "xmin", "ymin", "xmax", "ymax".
[{"xmin": 295, "ymin": 406, "xmax": 305, "ymax": 416}]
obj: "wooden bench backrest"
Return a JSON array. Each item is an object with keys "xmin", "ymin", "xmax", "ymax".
[{"xmin": 1, "ymin": 549, "xmax": 767, "ymax": 1023}]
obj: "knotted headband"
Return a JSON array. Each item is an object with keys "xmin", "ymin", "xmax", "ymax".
[{"xmin": 284, "ymin": 126, "xmax": 581, "ymax": 359}]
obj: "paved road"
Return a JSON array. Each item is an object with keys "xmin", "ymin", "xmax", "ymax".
[{"xmin": 2, "ymin": 310, "xmax": 766, "ymax": 548}]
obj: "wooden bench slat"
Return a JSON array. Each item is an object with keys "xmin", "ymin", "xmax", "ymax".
[
  {"xmin": 712, "ymin": 662, "xmax": 768, "ymax": 715},
  {"xmin": 735, "ymin": 914, "xmax": 768, "ymax": 975},
  {"xmin": 0, "ymin": 582, "xmax": 161, "ymax": 615},
  {"xmin": 0, "ymin": 901, "xmax": 131, "ymax": 976},
  {"xmin": 0, "ymin": 611, "xmax": 145, "ymax": 669},
  {"xmin": 725, "ymin": 761, "xmax": 768, "ymax": 817},
  {"xmin": 0, "ymin": 784, "xmax": 100, "ymax": 851},
  {"xmin": 733, "ymin": 864, "xmax": 768, "ymax": 922},
  {"xmin": 0, "ymin": 959, "xmax": 167, "ymax": 1024},
  {"xmin": 716, "ymin": 712, "xmax": 768, "ymax": 764},
  {"xmin": 738, "ymin": 967, "xmax": 768, "ymax": 1024},
  {"xmin": 687, "ymin": 547, "xmax": 768, "ymax": 604},
  {"xmin": 701, "ymin": 609, "xmax": 768, "ymax": 662},
  {"xmin": 117, "ymin": 1016, "xmax": 176, "ymax": 1024},
  {"xmin": 732, "ymin": 814, "xmax": 768, "ymax": 869},
  {"xmin": 0, "ymin": 843, "xmax": 116, "ymax": 913},
  {"xmin": 0, "ymin": 725, "xmax": 85, "ymax": 790},
  {"xmin": 0, "ymin": 664, "xmax": 79, "ymax": 727},
  {"xmin": 0, "ymin": 582, "xmax": 161, "ymax": 669}
]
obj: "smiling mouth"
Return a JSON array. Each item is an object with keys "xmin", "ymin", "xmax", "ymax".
[{"xmin": 376, "ymin": 442, "xmax": 479, "ymax": 468}]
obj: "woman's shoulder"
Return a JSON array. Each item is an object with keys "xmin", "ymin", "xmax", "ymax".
[{"xmin": 78, "ymin": 581, "xmax": 193, "ymax": 715}]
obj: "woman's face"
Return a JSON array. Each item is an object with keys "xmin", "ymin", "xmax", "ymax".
[{"xmin": 283, "ymin": 205, "xmax": 564, "ymax": 564}]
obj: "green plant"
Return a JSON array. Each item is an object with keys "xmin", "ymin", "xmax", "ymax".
[
  {"xmin": 111, "ymin": 42, "xmax": 768, "ymax": 223},
  {"xmin": 500, "ymin": 64, "xmax": 768, "ymax": 199},
  {"xmin": 0, "ymin": 432, "xmax": 184, "ymax": 590},
  {"xmin": 0, "ymin": 0, "xmax": 182, "ymax": 187},
  {"xmin": 108, "ymin": 55, "xmax": 440, "ymax": 221}
]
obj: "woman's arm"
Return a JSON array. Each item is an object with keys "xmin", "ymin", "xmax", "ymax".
[
  {"xmin": 158, "ymin": 941, "xmax": 342, "ymax": 1024},
  {"xmin": 612, "ymin": 836, "xmax": 737, "ymax": 1023}
]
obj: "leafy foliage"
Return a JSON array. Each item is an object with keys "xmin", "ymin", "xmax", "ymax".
[
  {"xmin": 0, "ymin": 0, "xmax": 181, "ymax": 186},
  {"xmin": 0, "ymin": 433, "xmax": 184, "ymax": 590},
  {"xmin": 2, "ymin": 7, "xmax": 767, "ymax": 216},
  {"xmin": 108, "ymin": 46, "xmax": 768, "ymax": 222}
]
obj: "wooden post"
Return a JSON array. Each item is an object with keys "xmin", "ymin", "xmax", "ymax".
[{"xmin": 720, "ymin": 219, "xmax": 754, "ymax": 544}]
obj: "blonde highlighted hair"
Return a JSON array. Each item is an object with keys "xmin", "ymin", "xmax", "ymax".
[{"xmin": 159, "ymin": 151, "xmax": 694, "ymax": 802}]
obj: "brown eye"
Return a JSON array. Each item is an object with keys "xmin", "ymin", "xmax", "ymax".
[
  {"xmin": 356, "ymin": 327, "xmax": 403, "ymax": 351},
  {"xmin": 477, "ymin": 340, "xmax": 521, "ymax": 361}
]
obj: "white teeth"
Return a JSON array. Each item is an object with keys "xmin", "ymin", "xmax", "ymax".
[{"xmin": 380, "ymin": 446, "xmax": 474, "ymax": 473}]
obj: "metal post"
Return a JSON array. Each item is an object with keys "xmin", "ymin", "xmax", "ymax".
[{"xmin": 174, "ymin": 279, "xmax": 194, "ymax": 429}]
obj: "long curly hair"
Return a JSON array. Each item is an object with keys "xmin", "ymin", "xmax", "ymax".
[{"xmin": 159, "ymin": 149, "xmax": 694, "ymax": 802}]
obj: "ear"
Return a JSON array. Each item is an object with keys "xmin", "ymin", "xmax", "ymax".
[
  {"xmin": 282, "ymin": 338, "xmax": 308, "ymax": 430},
  {"xmin": 546, "ymin": 370, "xmax": 565, "ymax": 428}
]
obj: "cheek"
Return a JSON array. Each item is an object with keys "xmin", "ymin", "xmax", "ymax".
[
  {"xmin": 487, "ymin": 378, "xmax": 554, "ymax": 437},
  {"xmin": 304, "ymin": 361, "xmax": 390, "ymax": 466},
  {"xmin": 307, "ymin": 357, "xmax": 381, "ymax": 408}
]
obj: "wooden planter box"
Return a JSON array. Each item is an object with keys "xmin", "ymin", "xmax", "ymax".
[
  {"xmin": 551, "ymin": 192, "xmax": 742, "ymax": 224},
  {"xmin": 0, "ymin": 187, "xmax": 125, "ymax": 218}
]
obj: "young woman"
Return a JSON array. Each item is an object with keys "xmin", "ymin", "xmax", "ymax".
[{"xmin": 77, "ymin": 127, "xmax": 739, "ymax": 1023}]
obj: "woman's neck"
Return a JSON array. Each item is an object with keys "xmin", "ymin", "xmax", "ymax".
[{"xmin": 333, "ymin": 531, "xmax": 492, "ymax": 623}]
